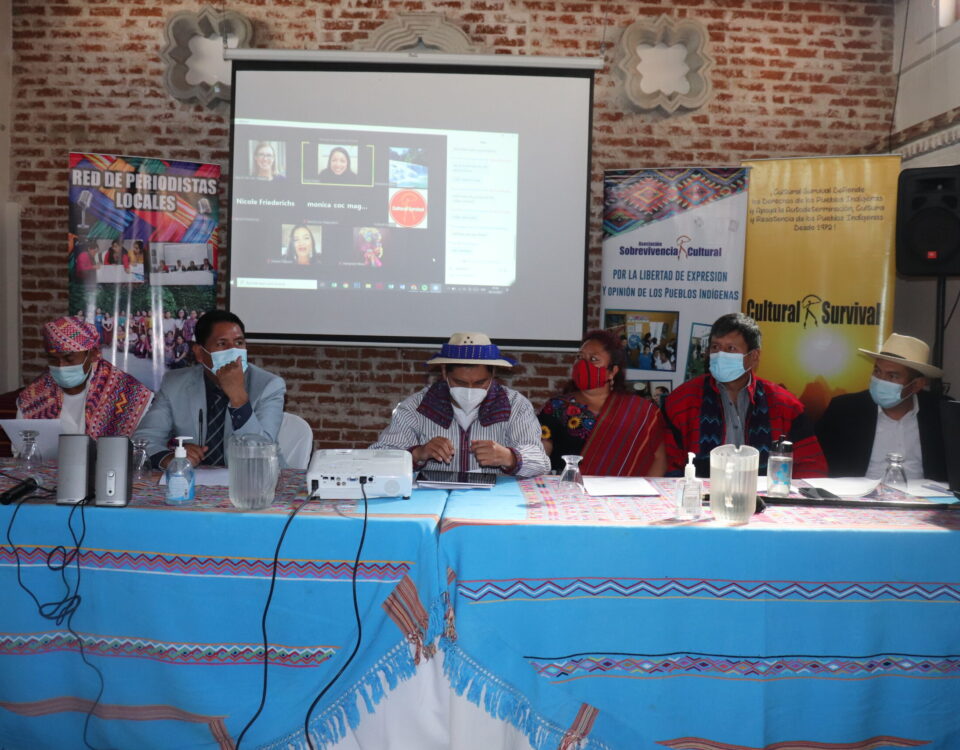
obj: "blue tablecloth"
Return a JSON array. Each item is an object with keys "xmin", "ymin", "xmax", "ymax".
[
  {"xmin": 0, "ymin": 465, "xmax": 446, "ymax": 750},
  {"xmin": 437, "ymin": 475, "xmax": 960, "ymax": 749}
]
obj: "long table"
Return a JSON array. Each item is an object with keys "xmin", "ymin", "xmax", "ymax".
[
  {"xmin": 437, "ymin": 476, "xmax": 960, "ymax": 749},
  {"xmin": 0, "ymin": 464, "xmax": 447, "ymax": 750}
]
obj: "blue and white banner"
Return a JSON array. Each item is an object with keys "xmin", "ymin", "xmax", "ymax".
[{"xmin": 601, "ymin": 168, "xmax": 749, "ymax": 397}]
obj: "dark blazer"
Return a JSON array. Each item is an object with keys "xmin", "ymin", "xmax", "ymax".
[{"xmin": 816, "ymin": 389, "xmax": 948, "ymax": 481}]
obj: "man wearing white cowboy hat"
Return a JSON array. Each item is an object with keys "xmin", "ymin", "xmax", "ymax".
[
  {"xmin": 370, "ymin": 333, "xmax": 550, "ymax": 477},
  {"xmin": 816, "ymin": 333, "xmax": 949, "ymax": 481}
]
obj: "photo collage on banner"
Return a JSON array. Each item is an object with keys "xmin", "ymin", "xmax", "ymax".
[
  {"xmin": 601, "ymin": 168, "xmax": 748, "ymax": 403},
  {"xmin": 68, "ymin": 153, "xmax": 220, "ymax": 391},
  {"xmin": 741, "ymin": 155, "xmax": 900, "ymax": 421}
]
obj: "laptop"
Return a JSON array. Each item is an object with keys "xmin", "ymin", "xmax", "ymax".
[{"xmin": 417, "ymin": 470, "xmax": 498, "ymax": 490}]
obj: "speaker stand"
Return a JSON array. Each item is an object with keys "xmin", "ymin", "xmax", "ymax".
[{"xmin": 934, "ymin": 276, "xmax": 946, "ymax": 370}]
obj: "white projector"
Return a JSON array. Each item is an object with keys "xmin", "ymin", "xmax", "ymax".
[{"xmin": 307, "ymin": 449, "xmax": 413, "ymax": 500}]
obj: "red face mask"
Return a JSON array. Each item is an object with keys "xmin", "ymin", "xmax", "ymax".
[{"xmin": 572, "ymin": 357, "xmax": 609, "ymax": 391}]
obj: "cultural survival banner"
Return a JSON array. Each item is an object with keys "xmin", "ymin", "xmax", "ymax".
[
  {"xmin": 67, "ymin": 153, "xmax": 220, "ymax": 391},
  {"xmin": 742, "ymin": 155, "xmax": 900, "ymax": 421},
  {"xmin": 601, "ymin": 168, "xmax": 748, "ymax": 398}
]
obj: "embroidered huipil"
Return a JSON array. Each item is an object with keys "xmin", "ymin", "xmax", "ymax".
[{"xmin": 371, "ymin": 381, "xmax": 550, "ymax": 477}]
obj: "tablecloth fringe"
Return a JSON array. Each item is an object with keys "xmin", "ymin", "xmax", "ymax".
[{"xmin": 440, "ymin": 639, "xmax": 609, "ymax": 750}]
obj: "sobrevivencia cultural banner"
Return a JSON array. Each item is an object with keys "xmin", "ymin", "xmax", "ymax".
[
  {"xmin": 741, "ymin": 155, "xmax": 900, "ymax": 421},
  {"xmin": 601, "ymin": 168, "xmax": 748, "ymax": 398},
  {"xmin": 67, "ymin": 153, "xmax": 220, "ymax": 391}
]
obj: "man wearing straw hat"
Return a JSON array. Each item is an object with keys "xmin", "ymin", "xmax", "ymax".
[
  {"xmin": 371, "ymin": 333, "xmax": 550, "ymax": 477},
  {"xmin": 816, "ymin": 333, "xmax": 949, "ymax": 481}
]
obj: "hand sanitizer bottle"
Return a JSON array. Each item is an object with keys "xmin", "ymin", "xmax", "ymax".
[
  {"xmin": 165, "ymin": 436, "xmax": 195, "ymax": 506},
  {"xmin": 675, "ymin": 451, "xmax": 703, "ymax": 520}
]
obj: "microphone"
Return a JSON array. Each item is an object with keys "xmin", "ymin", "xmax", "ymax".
[{"xmin": 1, "ymin": 475, "xmax": 44, "ymax": 505}]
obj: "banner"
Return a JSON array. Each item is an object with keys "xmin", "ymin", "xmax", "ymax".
[
  {"xmin": 67, "ymin": 153, "xmax": 220, "ymax": 391},
  {"xmin": 742, "ymin": 155, "xmax": 900, "ymax": 421},
  {"xmin": 601, "ymin": 168, "xmax": 748, "ymax": 399}
]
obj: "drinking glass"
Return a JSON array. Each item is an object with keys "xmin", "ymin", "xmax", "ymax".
[
  {"xmin": 18, "ymin": 430, "xmax": 42, "ymax": 471},
  {"xmin": 559, "ymin": 455, "xmax": 584, "ymax": 493},
  {"xmin": 131, "ymin": 438, "xmax": 151, "ymax": 481},
  {"xmin": 880, "ymin": 452, "xmax": 908, "ymax": 499}
]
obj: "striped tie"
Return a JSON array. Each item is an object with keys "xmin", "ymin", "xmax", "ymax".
[{"xmin": 204, "ymin": 391, "xmax": 227, "ymax": 466}]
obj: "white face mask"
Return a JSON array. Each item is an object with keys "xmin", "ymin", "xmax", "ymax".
[{"xmin": 449, "ymin": 382, "xmax": 488, "ymax": 430}]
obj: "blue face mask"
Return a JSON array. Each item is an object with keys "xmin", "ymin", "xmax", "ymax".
[
  {"xmin": 50, "ymin": 362, "xmax": 91, "ymax": 389},
  {"xmin": 869, "ymin": 375, "xmax": 909, "ymax": 409},
  {"xmin": 710, "ymin": 351, "xmax": 749, "ymax": 383},
  {"xmin": 50, "ymin": 353, "xmax": 91, "ymax": 390},
  {"xmin": 203, "ymin": 347, "xmax": 248, "ymax": 374}
]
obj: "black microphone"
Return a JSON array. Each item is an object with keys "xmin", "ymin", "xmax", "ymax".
[{"xmin": 1, "ymin": 475, "xmax": 43, "ymax": 505}]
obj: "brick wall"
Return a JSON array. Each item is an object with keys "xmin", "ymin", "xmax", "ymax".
[{"xmin": 11, "ymin": 0, "xmax": 896, "ymax": 448}]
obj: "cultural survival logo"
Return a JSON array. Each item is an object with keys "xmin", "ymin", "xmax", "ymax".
[{"xmin": 745, "ymin": 294, "xmax": 881, "ymax": 329}]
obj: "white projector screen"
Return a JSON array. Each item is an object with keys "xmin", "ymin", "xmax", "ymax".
[{"xmin": 228, "ymin": 57, "xmax": 594, "ymax": 348}]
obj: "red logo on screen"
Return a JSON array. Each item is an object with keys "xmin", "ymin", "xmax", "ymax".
[
  {"xmin": 927, "ymin": 250, "xmax": 938, "ymax": 259},
  {"xmin": 389, "ymin": 190, "xmax": 427, "ymax": 228}
]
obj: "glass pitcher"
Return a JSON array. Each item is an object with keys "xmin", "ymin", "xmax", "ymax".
[
  {"xmin": 227, "ymin": 434, "xmax": 280, "ymax": 510},
  {"xmin": 709, "ymin": 444, "xmax": 759, "ymax": 523},
  {"xmin": 559, "ymin": 455, "xmax": 584, "ymax": 492}
]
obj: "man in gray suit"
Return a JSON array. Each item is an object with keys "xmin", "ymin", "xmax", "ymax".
[{"xmin": 134, "ymin": 310, "xmax": 286, "ymax": 469}]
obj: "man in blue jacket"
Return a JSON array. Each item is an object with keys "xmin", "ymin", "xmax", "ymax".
[{"xmin": 134, "ymin": 310, "xmax": 286, "ymax": 468}]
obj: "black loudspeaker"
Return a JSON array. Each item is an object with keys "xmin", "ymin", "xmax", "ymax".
[
  {"xmin": 57, "ymin": 434, "xmax": 95, "ymax": 505},
  {"xmin": 896, "ymin": 166, "xmax": 960, "ymax": 276},
  {"xmin": 95, "ymin": 436, "xmax": 132, "ymax": 507}
]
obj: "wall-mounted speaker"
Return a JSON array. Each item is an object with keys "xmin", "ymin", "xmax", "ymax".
[
  {"xmin": 95, "ymin": 436, "xmax": 132, "ymax": 507},
  {"xmin": 896, "ymin": 166, "xmax": 960, "ymax": 277},
  {"xmin": 57, "ymin": 434, "xmax": 95, "ymax": 505}
]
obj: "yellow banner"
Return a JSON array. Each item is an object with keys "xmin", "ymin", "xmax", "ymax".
[{"xmin": 742, "ymin": 155, "xmax": 900, "ymax": 421}]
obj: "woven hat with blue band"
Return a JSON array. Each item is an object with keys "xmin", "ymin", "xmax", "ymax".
[{"xmin": 427, "ymin": 332, "xmax": 516, "ymax": 368}]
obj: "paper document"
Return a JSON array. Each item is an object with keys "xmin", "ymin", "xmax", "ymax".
[
  {"xmin": 582, "ymin": 476, "xmax": 658, "ymax": 496},
  {"xmin": 159, "ymin": 467, "xmax": 230, "ymax": 486},
  {"xmin": 0, "ymin": 419, "xmax": 62, "ymax": 461}
]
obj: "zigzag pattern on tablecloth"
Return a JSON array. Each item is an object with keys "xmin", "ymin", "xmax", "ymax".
[
  {"xmin": 0, "ymin": 545, "xmax": 410, "ymax": 581},
  {"xmin": 457, "ymin": 576, "xmax": 960, "ymax": 603},
  {"xmin": 0, "ymin": 631, "xmax": 335, "ymax": 667},
  {"xmin": 529, "ymin": 652, "xmax": 960, "ymax": 681}
]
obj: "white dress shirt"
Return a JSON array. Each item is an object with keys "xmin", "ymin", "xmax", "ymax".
[{"xmin": 865, "ymin": 395, "xmax": 924, "ymax": 480}]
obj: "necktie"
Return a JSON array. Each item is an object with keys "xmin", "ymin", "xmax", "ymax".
[{"xmin": 204, "ymin": 391, "xmax": 228, "ymax": 466}]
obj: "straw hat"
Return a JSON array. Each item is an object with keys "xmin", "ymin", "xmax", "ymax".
[
  {"xmin": 428, "ymin": 332, "xmax": 516, "ymax": 368},
  {"xmin": 858, "ymin": 333, "xmax": 942, "ymax": 378}
]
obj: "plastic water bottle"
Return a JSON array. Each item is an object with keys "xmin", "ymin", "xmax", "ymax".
[{"xmin": 165, "ymin": 436, "xmax": 196, "ymax": 506}]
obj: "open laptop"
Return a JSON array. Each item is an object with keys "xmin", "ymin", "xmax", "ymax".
[{"xmin": 417, "ymin": 470, "xmax": 498, "ymax": 490}]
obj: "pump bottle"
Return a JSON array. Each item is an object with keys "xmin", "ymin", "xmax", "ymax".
[
  {"xmin": 675, "ymin": 451, "xmax": 703, "ymax": 520},
  {"xmin": 165, "ymin": 436, "xmax": 196, "ymax": 506}
]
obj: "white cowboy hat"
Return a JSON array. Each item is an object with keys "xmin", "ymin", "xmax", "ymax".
[
  {"xmin": 428, "ymin": 332, "xmax": 516, "ymax": 368},
  {"xmin": 857, "ymin": 333, "xmax": 943, "ymax": 378}
]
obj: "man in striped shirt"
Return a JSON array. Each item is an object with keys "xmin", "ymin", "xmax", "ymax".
[{"xmin": 371, "ymin": 333, "xmax": 550, "ymax": 477}]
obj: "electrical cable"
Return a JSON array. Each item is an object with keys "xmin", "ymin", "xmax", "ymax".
[
  {"xmin": 6, "ymin": 495, "xmax": 107, "ymax": 750},
  {"xmin": 944, "ymin": 286, "xmax": 960, "ymax": 328},
  {"xmin": 302, "ymin": 478, "xmax": 370, "ymax": 750},
  {"xmin": 234, "ymin": 497, "xmax": 312, "ymax": 750},
  {"xmin": 886, "ymin": 0, "xmax": 910, "ymax": 154}
]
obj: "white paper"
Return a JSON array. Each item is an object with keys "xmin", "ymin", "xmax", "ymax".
[
  {"xmin": 0, "ymin": 419, "xmax": 62, "ymax": 461},
  {"xmin": 906, "ymin": 479, "xmax": 955, "ymax": 498},
  {"xmin": 582, "ymin": 476, "xmax": 658, "ymax": 496},
  {"xmin": 806, "ymin": 477, "xmax": 880, "ymax": 498},
  {"xmin": 158, "ymin": 467, "xmax": 230, "ymax": 486}
]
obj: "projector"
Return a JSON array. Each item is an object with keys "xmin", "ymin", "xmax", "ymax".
[{"xmin": 307, "ymin": 449, "xmax": 412, "ymax": 500}]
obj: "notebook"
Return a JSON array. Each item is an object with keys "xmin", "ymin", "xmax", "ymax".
[{"xmin": 417, "ymin": 470, "xmax": 498, "ymax": 490}]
